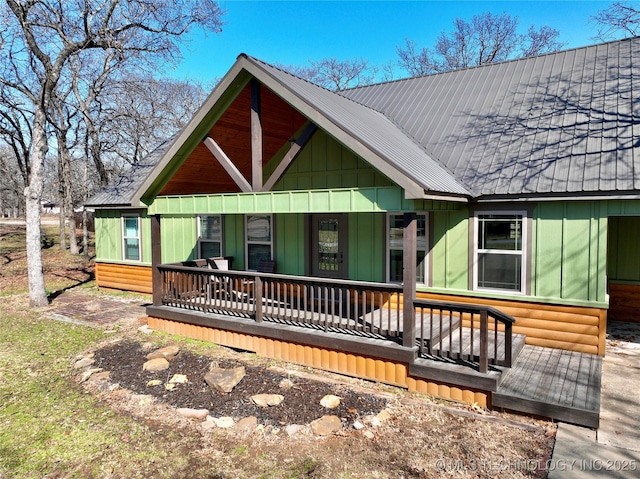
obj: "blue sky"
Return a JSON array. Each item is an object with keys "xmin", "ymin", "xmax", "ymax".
[{"xmin": 169, "ymin": 1, "xmax": 614, "ymax": 83}]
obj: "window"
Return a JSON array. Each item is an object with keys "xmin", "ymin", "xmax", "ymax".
[
  {"xmin": 474, "ymin": 213, "xmax": 525, "ymax": 293},
  {"xmin": 198, "ymin": 215, "xmax": 223, "ymax": 258},
  {"xmin": 122, "ymin": 215, "xmax": 141, "ymax": 261},
  {"xmin": 246, "ymin": 215, "xmax": 273, "ymax": 270},
  {"xmin": 387, "ymin": 213, "xmax": 427, "ymax": 284}
]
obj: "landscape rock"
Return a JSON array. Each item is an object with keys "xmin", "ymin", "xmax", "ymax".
[
  {"xmin": 362, "ymin": 414, "xmax": 382, "ymax": 427},
  {"xmin": 73, "ymin": 357, "xmax": 95, "ymax": 369},
  {"xmin": 310, "ymin": 415, "xmax": 342, "ymax": 436},
  {"xmin": 146, "ymin": 345, "xmax": 180, "ymax": 361},
  {"xmin": 204, "ymin": 366, "xmax": 246, "ymax": 393},
  {"xmin": 169, "ymin": 374, "xmax": 188, "ymax": 384},
  {"xmin": 146, "ymin": 379, "xmax": 163, "ymax": 387},
  {"xmin": 376, "ymin": 409, "xmax": 392, "ymax": 422},
  {"xmin": 235, "ymin": 416, "xmax": 258, "ymax": 433},
  {"xmin": 137, "ymin": 325, "xmax": 153, "ymax": 335},
  {"xmin": 363, "ymin": 430, "xmax": 375, "ymax": 439},
  {"xmin": 285, "ymin": 424, "xmax": 306, "ymax": 436},
  {"xmin": 214, "ymin": 417, "xmax": 235, "ymax": 428},
  {"xmin": 279, "ymin": 378, "xmax": 294, "ymax": 389},
  {"xmin": 79, "ymin": 368, "xmax": 103, "ymax": 383},
  {"xmin": 201, "ymin": 416, "xmax": 217, "ymax": 433},
  {"xmin": 320, "ymin": 394, "xmax": 341, "ymax": 409},
  {"xmin": 250, "ymin": 394, "xmax": 284, "ymax": 407},
  {"xmin": 142, "ymin": 357, "xmax": 170, "ymax": 371},
  {"xmin": 176, "ymin": 408, "xmax": 209, "ymax": 420},
  {"xmin": 353, "ymin": 420, "xmax": 365, "ymax": 430}
]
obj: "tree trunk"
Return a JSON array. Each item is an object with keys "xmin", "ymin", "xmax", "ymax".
[
  {"xmin": 82, "ymin": 159, "xmax": 89, "ymax": 260},
  {"xmin": 58, "ymin": 199, "xmax": 67, "ymax": 250},
  {"xmin": 25, "ymin": 109, "xmax": 48, "ymax": 307}
]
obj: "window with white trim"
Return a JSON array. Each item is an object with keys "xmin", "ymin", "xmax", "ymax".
[
  {"xmin": 245, "ymin": 214, "xmax": 273, "ymax": 270},
  {"xmin": 387, "ymin": 213, "xmax": 428, "ymax": 284},
  {"xmin": 122, "ymin": 215, "xmax": 141, "ymax": 262},
  {"xmin": 474, "ymin": 213, "xmax": 525, "ymax": 293},
  {"xmin": 198, "ymin": 215, "xmax": 223, "ymax": 258}
]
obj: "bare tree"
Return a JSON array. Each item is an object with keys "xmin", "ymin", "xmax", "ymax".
[
  {"xmin": 397, "ymin": 12, "xmax": 565, "ymax": 76},
  {"xmin": 0, "ymin": 0, "xmax": 224, "ymax": 307},
  {"xmin": 591, "ymin": 1, "xmax": 640, "ymax": 39},
  {"xmin": 278, "ymin": 58, "xmax": 378, "ymax": 91}
]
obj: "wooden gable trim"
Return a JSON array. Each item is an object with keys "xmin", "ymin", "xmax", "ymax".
[
  {"xmin": 203, "ymin": 137, "xmax": 252, "ymax": 192},
  {"xmin": 263, "ymin": 122, "xmax": 318, "ymax": 192}
]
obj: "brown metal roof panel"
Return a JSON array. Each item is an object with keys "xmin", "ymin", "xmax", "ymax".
[
  {"xmin": 86, "ymin": 136, "xmax": 176, "ymax": 206},
  {"xmin": 251, "ymin": 58, "xmax": 470, "ymax": 196}
]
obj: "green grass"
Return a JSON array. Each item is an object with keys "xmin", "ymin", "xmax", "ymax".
[{"xmin": 0, "ymin": 302, "xmax": 220, "ymax": 478}]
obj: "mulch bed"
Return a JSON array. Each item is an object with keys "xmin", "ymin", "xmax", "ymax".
[{"xmin": 94, "ymin": 340, "xmax": 389, "ymax": 427}]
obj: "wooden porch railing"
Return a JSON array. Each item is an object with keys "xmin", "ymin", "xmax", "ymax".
[
  {"xmin": 413, "ymin": 298, "xmax": 514, "ymax": 372},
  {"xmin": 157, "ymin": 262, "xmax": 515, "ymax": 372}
]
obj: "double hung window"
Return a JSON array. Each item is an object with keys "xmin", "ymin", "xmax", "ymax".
[
  {"xmin": 246, "ymin": 215, "xmax": 273, "ymax": 270},
  {"xmin": 198, "ymin": 215, "xmax": 223, "ymax": 258},
  {"xmin": 122, "ymin": 215, "xmax": 141, "ymax": 261},
  {"xmin": 475, "ymin": 213, "xmax": 525, "ymax": 293}
]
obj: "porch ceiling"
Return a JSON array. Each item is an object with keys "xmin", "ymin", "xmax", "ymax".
[{"xmin": 159, "ymin": 83, "xmax": 307, "ymax": 196}]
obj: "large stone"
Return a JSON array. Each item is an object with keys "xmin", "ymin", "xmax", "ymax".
[
  {"xmin": 310, "ymin": 415, "xmax": 342, "ymax": 436},
  {"xmin": 250, "ymin": 394, "xmax": 284, "ymax": 407},
  {"xmin": 146, "ymin": 345, "xmax": 180, "ymax": 361},
  {"xmin": 320, "ymin": 394, "xmax": 341, "ymax": 409},
  {"xmin": 285, "ymin": 424, "xmax": 306, "ymax": 437},
  {"xmin": 73, "ymin": 357, "xmax": 95, "ymax": 369},
  {"xmin": 169, "ymin": 374, "xmax": 188, "ymax": 384},
  {"xmin": 177, "ymin": 408, "xmax": 209, "ymax": 420},
  {"xmin": 142, "ymin": 357, "xmax": 170, "ymax": 371},
  {"xmin": 204, "ymin": 367, "xmax": 246, "ymax": 393},
  {"xmin": 235, "ymin": 416, "xmax": 258, "ymax": 433},
  {"xmin": 214, "ymin": 417, "xmax": 235, "ymax": 428}
]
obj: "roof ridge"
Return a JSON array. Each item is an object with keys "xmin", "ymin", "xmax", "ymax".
[
  {"xmin": 343, "ymin": 36, "xmax": 640, "ymax": 92},
  {"xmin": 240, "ymin": 53, "xmax": 408, "ymax": 119}
]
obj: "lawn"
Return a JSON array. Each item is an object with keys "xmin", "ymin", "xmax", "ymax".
[{"xmin": 0, "ymin": 222, "xmax": 556, "ymax": 478}]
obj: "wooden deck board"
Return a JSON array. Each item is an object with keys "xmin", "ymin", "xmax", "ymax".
[{"xmin": 494, "ymin": 345, "xmax": 601, "ymax": 428}]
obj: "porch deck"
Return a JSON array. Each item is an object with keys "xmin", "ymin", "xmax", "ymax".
[
  {"xmin": 152, "ymin": 264, "xmax": 601, "ymax": 428},
  {"xmin": 494, "ymin": 345, "xmax": 602, "ymax": 428}
]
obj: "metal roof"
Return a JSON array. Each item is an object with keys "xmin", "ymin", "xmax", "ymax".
[
  {"xmin": 242, "ymin": 55, "xmax": 471, "ymax": 198},
  {"xmin": 86, "ymin": 135, "xmax": 176, "ymax": 207},
  {"xmin": 341, "ymin": 37, "xmax": 640, "ymax": 197},
  {"xmin": 90, "ymin": 37, "xmax": 640, "ymax": 207}
]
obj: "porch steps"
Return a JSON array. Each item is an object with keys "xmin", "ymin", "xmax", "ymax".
[
  {"xmin": 411, "ymin": 333, "xmax": 527, "ymax": 392},
  {"xmin": 427, "ymin": 331, "xmax": 527, "ymax": 366},
  {"xmin": 493, "ymin": 345, "xmax": 602, "ymax": 428}
]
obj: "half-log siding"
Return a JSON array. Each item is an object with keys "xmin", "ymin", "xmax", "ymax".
[
  {"xmin": 417, "ymin": 292, "xmax": 606, "ymax": 355},
  {"xmin": 95, "ymin": 262, "xmax": 152, "ymax": 294}
]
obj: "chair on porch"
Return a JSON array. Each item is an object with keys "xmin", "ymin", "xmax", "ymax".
[{"xmin": 204, "ymin": 257, "xmax": 231, "ymax": 303}]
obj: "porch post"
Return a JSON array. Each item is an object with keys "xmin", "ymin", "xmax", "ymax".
[
  {"xmin": 151, "ymin": 214, "xmax": 162, "ymax": 306},
  {"xmin": 251, "ymin": 79, "xmax": 263, "ymax": 191},
  {"xmin": 402, "ymin": 212, "xmax": 417, "ymax": 348}
]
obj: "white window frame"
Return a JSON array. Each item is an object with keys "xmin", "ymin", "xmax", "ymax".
[
  {"xmin": 197, "ymin": 215, "xmax": 223, "ymax": 259},
  {"xmin": 121, "ymin": 214, "xmax": 141, "ymax": 262},
  {"xmin": 245, "ymin": 214, "xmax": 274, "ymax": 271},
  {"xmin": 473, "ymin": 210, "xmax": 527, "ymax": 295},
  {"xmin": 386, "ymin": 212, "xmax": 428, "ymax": 285}
]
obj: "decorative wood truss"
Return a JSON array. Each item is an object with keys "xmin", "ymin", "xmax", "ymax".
[{"xmin": 159, "ymin": 80, "xmax": 314, "ymax": 196}]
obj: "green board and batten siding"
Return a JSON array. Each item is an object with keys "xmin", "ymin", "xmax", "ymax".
[{"xmin": 95, "ymin": 210, "xmax": 152, "ymax": 265}]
